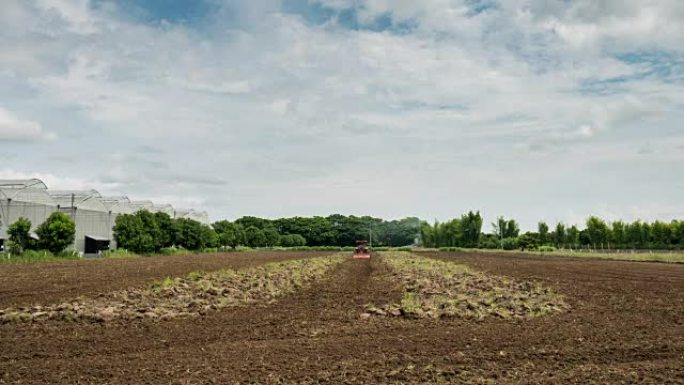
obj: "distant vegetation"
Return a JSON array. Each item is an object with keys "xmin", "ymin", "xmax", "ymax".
[
  {"xmin": 4, "ymin": 210, "xmax": 684, "ymax": 261},
  {"xmin": 4, "ymin": 212, "xmax": 76, "ymax": 256},
  {"xmin": 422, "ymin": 214, "xmax": 684, "ymax": 251}
]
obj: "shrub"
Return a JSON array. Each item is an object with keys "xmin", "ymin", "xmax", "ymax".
[
  {"xmin": 7, "ymin": 217, "xmax": 34, "ymax": 254},
  {"xmin": 5, "ymin": 240, "xmax": 23, "ymax": 255},
  {"xmin": 537, "ymin": 245, "xmax": 557, "ymax": 252},
  {"xmin": 35, "ymin": 212, "xmax": 76, "ymax": 254},
  {"xmin": 102, "ymin": 249, "xmax": 137, "ymax": 259},
  {"xmin": 501, "ymin": 237, "xmax": 519, "ymax": 250}
]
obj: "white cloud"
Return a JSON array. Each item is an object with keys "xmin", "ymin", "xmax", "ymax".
[
  {"xmin": 0, "ymin": 108, "xmax": 55, "ymax": 141},
  {"xmin": 0, "ymin": 0, "xmax": 682, "ymax": 226},
  {"xmin": 34, "ymin": 0, "xmax": 99, "ymax": 34},
  {"xmin": 0, "ymin": 168, "xmax": 112, "ymax": 191}
]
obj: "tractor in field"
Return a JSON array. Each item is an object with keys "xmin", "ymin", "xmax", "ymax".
[{"xmin": 353, "ymin": 240, "xmax": 371, "ymax": 259}]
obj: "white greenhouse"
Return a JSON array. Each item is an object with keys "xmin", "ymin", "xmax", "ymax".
[
  {"xmin": 0, "ymin": 179, "xmax": 58, "ymax": 251},
  {"xmin": 175, "ymin": 209, "xmax": 210, "ymax": 225},
  {"xmin": 152, "ymin": 203, "xmax": 175, "ymax": 216},
  {"xmin": 101, "ymin": 196, "xmax": 134, "ymax": 215},
  {"xmin": 0, "ymin": 179, "xmax": 211, "ymax": 255},
  {"xmin": 48, "ymin": 190, "xmax": 115, "ymax": 254}
]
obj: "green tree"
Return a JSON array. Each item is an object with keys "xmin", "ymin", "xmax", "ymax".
[
  {"xmin": 650, "ymin": 220, "xmax": 671, "ymax": 249},
  {"xmin": 279, "ymin": 234, "xmax": 307, "ymax": 247},
  {"xmin": 626, "ymin": 221, "xmax": 643, "ymax": 249},
  {"xmin": 245, "ymin": 226, "xmax": 267, "ymax": 248},
  {"xmin": 505, "ymin": 219, "xmax": 520, "ymax": 238},
  {"xmin": 174, "ymin": 218, "xmax": 218, "ymax": 250},
  {"xmin": 7, "ymin": 217, "xmax": 33, "ymax": 254},
  {"xmin": 263, "ymin": 228, "xmax": 281, "ymax": 247},
  {"xmin": 554, "ymin": 222, "xmax": 566, "ymax": 248},
  {"xmin": 419, "ymin": 221, "xmax": 434, "ymax": 247},
  {"xmin": 518, "ymin": 232, "xmax": 540, "ymax": 250},
  {"xmin": 460, "ymin": 211, "xmax": 483, "ymax": 247},
  {"xmin": 673, "ymin": 221, "xmax": 684, "ymax": 248},
  {"xmin": 538, "ymin": 222, "xmax": 549, "ymax": 245},
  {"xmin": 492, "ymin": 217, "xmax": 506, "ymax": 240},
  {"xmin": 154, "ymin": 212, "xmax": 177, "ymax": 249},
  {"xmin": 491, "ymin": 217, "xmax": 519, "ymax": 248},
  {"xmin": 35, "ymin": 212, "xmax": 76, "ymax": 254},
  {"xmin": 567, "ymin": 225, "xmax": 580, "ymax": 248},
  {"xmin": 213, "ymin": 221, "xmax": 246, "ymax": 249},
  {"xmin": 610, "ymin": 221, "xmax": 626, "ymax": 249},
  {"xmin": 586, "ymin": 216, "xmax": 609, "ymax": 248},
  {"xmin": 113, "ymin": 213, "xmax": 153, "ymax": 253}
]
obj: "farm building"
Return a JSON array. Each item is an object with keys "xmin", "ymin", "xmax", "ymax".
[
  {"xmin": 152, "ymin": 203, "xmax": 175, "ymax": 216},
  {"xmin": 48, "ymin": 190, "xmax": 115, "ymax": 254},
  {"xmin": 129, "ymin": 200, "xmax": 155, "ymax": 212},
  {"xmin": 0, "ymin": 179, "xmax": 58, "ymax": 252},
  {"xmin": 101, "ymin": 196, "xmax": 134, "ymax": 214},
  {"xmin": 175, "ymin": 209, "xmax": 210, "ymax": 225},
  {"xmin": 0, "ymin": 178, "xmax": 211, "ymax": 255}
]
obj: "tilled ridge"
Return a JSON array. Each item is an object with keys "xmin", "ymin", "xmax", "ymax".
[
  {"xmin": 363, "ymin": 252, "xmax": 569, "ymax": 319},
  {"xmin": 0, "ymin": 254, "xmax": 346, "ymax": 324}
]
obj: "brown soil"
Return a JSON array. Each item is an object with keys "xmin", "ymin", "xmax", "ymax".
[
  {"xmin": 1, "ymin": 251, "xmax": 683, "ymax": 384},
  {"xmin": 0, "ymin": 251, "xmax": 331, "ymax": 308}
]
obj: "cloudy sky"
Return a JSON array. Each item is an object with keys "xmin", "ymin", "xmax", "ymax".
[{"xmin": 1, "ymin": 0, "xmax": 683, "ymax": 229}]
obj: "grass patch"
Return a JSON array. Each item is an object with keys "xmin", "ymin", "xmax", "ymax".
[
  {"xmin": 364, "ymin": 252, "xmax": 569, "ymax": 320},
  {"xmin": 428, "ymin": 248, "xmax": 684, "ymax": 263},
  {"xmin": 0, "ymin": 250, "xmax": 81, "ymax": 264},
  {"xmin": 0, "ymin": 253, "xmax": 346, "ymax": 324}
]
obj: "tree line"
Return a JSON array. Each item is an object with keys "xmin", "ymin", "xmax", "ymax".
[
  {"xmin": 213, "ymin": 215, "xmax": 419, "ymax": 249},
  {"xmin": 422, "ymin": 213, "xmax": 684, "ymax": 251},
  {"xmin": 112, "ymin": 213, "xmax": 420, "ymax": 253},
  {"xmin": 5, "ymin": 210, "xmax": 684, "ymax": 256}
]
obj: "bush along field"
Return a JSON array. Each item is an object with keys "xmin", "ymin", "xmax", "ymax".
[
  {"xmin": 0, "ymin": 254, "xmax": 345, "ymax": 324},
  {"xmin": 363, "ymin": 252, "xmax": 569, "ymax": 319}
]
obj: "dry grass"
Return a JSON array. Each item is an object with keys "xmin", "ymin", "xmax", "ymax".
[
  {"xmin": 364, "ymin": 252, "xmax": 569, "ymax": 319},
  {"xmin": 0, "ymin": 254, "xmax": 345, "ymax": 324}
]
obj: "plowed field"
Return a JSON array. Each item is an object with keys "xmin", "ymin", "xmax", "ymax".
[{"xmin": 1, "ymin": 251, "xmax": 683, "ymax": 384}]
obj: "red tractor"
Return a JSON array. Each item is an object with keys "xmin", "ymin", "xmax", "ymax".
[{"xmin": 353, "ymin": 240, "xmax": 371, "ymax": 259}]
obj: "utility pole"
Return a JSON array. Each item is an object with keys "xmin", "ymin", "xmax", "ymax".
[{"xmin": 368, "ymin": 218, "xmax": 374, "ymax": 252}]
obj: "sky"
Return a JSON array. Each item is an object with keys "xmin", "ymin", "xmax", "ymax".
[{"xmin": 0, "ymin": 0, "xmax": 683, "ymax": 230}]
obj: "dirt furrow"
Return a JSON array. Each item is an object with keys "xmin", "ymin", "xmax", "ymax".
[{"xmin": 0, "ymin": 252, "xmax": 682, "ymax": 384}]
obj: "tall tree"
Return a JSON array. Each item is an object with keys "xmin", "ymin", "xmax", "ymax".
[
  {"xmin": 586, "ymin": 216, "xmax": 609, "ymax": 248},
  {"xmin": 554, "ymin": 222, "xmax": 566, "ymax": 248},
  {"xmin": 538, "ymin": 222, "xmax": 549, "ymax": 245},
  {"xmin": 567, "ymin": 225, "xmax": 580, "ymax": 248}
]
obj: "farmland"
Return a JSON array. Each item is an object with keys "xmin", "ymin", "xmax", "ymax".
[{"xmin": 1, "ymin": 250, "xmax": 683, "ymax": 384}]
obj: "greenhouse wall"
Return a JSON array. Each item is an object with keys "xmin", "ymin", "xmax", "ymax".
[
  {"xmin": 0, "ymin": 180, "xmax": 58, "ymax": 245},
  {"xmin": 1, "ymin": 179, "xmax": 210, "ymax": 255}
]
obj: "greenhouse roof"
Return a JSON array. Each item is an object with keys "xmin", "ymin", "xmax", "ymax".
[
  {"xmin": 48, "ymin": 190, "xmax": 107, "ymax": 212},
  {"xmin": 0, "ymin": 179, "xmax": 55, "ymax": 205},
  {"xmin": 0, "ymin": 179, "xmax": 48, "ymax": 190}
]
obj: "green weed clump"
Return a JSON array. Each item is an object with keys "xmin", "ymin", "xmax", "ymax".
[
  {"xmin": 101, "ymin": 249, "xmax": 138, "ymax": 259},
  {"xmin": 366, "ymin": 252, "xmax": 569, "ymax": 320}
]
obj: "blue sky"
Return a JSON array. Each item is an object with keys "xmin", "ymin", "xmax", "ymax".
[{"xmin": 1, "ymin": 0, "xmax": 683, "ymax": 229}]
